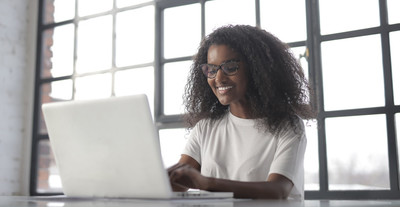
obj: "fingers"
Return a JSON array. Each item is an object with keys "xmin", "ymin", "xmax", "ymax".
[
  {"xmin": 170, "ymin": 179, "xmax": 189, "ymax": 192},
  {"xmin": 168, "ymin": 163, "xmax": 209, "ymax": 191},
  {"xmin": 167, "ymin": 163, "xmax": 187, "ymax": 175},
  {"xmin": 169, "ymin": 168, "xmax": 189, "ymax": 191},
  {"xmin": 168, "ymin": 163, "xmax": 189, "ymax": 189},
  {"xmin": 169, "ymin": 164, "xmax": 189, "ymax": 181},
  {"xmin": 168, "ymin": 163, "xmax": 185, "ymax": 185},
  {"xmin": 169, "ymin": 164, "xmax": 195, "ymax": 187}
]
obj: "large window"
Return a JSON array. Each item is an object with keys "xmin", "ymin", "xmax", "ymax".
[
  {"xmin": 32, "ymin": 0, "xmax": 155, "ymax": 194},
  {"xmin": 306, "ymin": 0, "xmax": 400, "ymax": 199},
  {"xmin": 31, "ymin": 0, "xmax": 400, "ymax": 199}
]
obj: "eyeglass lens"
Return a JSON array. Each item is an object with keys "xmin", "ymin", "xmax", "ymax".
[{"xmin": 201, "ymin": 60, "xmax": 239, "ymax": 78}]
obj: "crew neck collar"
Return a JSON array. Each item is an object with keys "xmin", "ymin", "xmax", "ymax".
[{"xmin": 228, "ymin": 111, "xmax": 257, "ymax": 126}]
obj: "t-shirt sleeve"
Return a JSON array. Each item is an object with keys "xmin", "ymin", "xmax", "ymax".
[
  {"xmin": 268, "ymin": 118, "xmax": 307, "ymax": 198},
  {"xmin": 182, "ymin": 123, "xmax": 202, "ymax": 164}
]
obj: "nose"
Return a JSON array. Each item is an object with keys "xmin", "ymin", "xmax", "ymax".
[{"xmin": 214, "ymin": 68, "xmax": 228, "ymax": 83}]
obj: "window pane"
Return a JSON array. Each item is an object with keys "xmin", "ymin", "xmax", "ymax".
[
  {"xmin": 78, "ymin": 0, "xmax": 112, "ymax": 17},
  {"xmin": 319, "ymin": 0, "xmax": 380, "ymax": 35},
  {"xmin": 37, "ymin": 140, "xmax": 62, "ymax": 193},
  {"xmin": 388, "ymin": 0, "xmax": 400, "ymax": 24},
  {"xmin": 159, "ymin": 128, "xmax": 189, "ymax": 168},
  {"xmin": 49, "ymin": 80, "xmax": 74, "ymax": 101},
  {"xmin": 45, "ymin": 0, "xmax": 75, "ymax": 24},
  {"xmin": 164, "ymin": 4, "xmax": 201, "ymax": 59},
  {"xmin": 163, "ymin": 61, "xmax": 191, "ymax": 115},
  {"xmin": 289, "ymin": 46, "xmax": 309, "ymax": 80},
  {"xmin": 76, "ymin": 16, "xmax": 112, "ymax": 74},
  {"xmin": 390, "ymin": 31, "xmax": 400, "ymax": 105},
  {"xmin": 260, "ymin": 0, "xmax": 306, "ymax": 43},
  {"xmin": 205, "ymin": 0, "xmax": 255, "ymax": 35},
  {"xmin": 289, "ymin": 46, "xmax": 311, "ymax": 105},
  {"xmin": 304, "ymin": 120, "xmax": 320, "ymax": 190},
  {"xmin": 117, "ymin": 0, "xmax": 152, "ymax": 8},
  {"xmin": 116, "ymin": 6, "xmax": 154, "ymax": 67},
  {"xmin": 42, "ymin": 25, "xmax": 74, "ymax": 79},
  {"xmin": 39, "ymin": 80, "xmax": 73, "ymax": 134},
  {"xmin": 326, "ymin": 115, "xmax": 390, "ymax": 190},
  {"xmin": 75, "ymin": 74, "xmax": 112, "ymax": 100},
  {"xmin": 115, "ymin": 67, "xmax": 154, "ymax": 115},
  {"xmin": 321, "ymin": 35, "xmax": 384, "ymax": 111}
]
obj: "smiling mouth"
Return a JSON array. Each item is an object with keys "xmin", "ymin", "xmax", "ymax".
[{"xmin": 216, "ymin": 86, "xmax": 233, "ymax": 94}]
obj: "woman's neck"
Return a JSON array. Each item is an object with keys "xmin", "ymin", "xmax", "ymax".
[{"xmin": 229, "ymin": 104, "xmax": 254, "ymax": 119}]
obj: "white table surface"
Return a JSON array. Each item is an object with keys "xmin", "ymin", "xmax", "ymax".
[{"xmin": 1, "ymin": 196, "xmax": 400, "ymax": 207}]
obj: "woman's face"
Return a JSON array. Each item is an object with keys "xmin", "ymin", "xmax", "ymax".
[{"xmin": 206, "ymin": 44, "xmax": 249, "ymax": 108}]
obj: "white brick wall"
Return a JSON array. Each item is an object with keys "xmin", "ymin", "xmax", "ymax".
[{"xmin": 0, "ymin": 0, "xmax": 37, "ymax": 196}]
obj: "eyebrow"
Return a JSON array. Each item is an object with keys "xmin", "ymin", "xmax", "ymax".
[{"xmin": 207, "ymin": 58, "xmax": 240, "ymax": 67}]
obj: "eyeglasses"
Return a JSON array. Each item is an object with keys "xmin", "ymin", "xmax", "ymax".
[{"xmin": 200, "ymin": 59, "xmax": 240, "ymax": 79}]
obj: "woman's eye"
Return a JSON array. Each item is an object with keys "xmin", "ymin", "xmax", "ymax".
[
  {"xmin": 209, "ymin": 69, "xmax": 217, "ymax": 74},
  {"xmin": 226, "ymin": 67, "xmax": 236, "ymax": 72}
]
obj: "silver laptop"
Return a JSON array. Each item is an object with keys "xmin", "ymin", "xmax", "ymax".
[{"xmin": 42, "ymin": 94, "xmax": 233, "ymax": 199}]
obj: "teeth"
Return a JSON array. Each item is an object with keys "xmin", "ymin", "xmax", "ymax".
[{"xmin": 218, "ymin": 86, "xmax": 233, "ymax": 91}]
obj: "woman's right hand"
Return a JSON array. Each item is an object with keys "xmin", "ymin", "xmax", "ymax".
[
  {"xmin": 167, "ymin": 163, "xmax": 190, "ymax": 191},
  {"xmin": 167, "ymin": 155, "xmax": 201, "ymax": 192},
  {"xmin": 168, "ymin": 163, "xmax": 210, "ymax": 191}
]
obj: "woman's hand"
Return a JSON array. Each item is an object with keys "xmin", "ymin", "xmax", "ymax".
[
  {"xmin": 168, "ymin": 163, "xmax": 210, "ymax": 191},
  {"xmin": 167, "ymin": 155, "xmax": 202, "ymax": 191},
  {"xmin": 167, "ymin": 163, "xmax": 189, "ymax": 191}
]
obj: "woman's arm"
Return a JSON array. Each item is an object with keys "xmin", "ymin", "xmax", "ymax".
[
  {"xmin": 206, "ymin": 173, "xmax": 294, "ymax": 199},
  {"xmin": 168, "ymin": 155, "xmax": 294, "ymax": 199}
]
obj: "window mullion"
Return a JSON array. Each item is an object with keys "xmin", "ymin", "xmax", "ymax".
[
  {"xmin": 379, "ymin": 0, "xmax": 400, "ymax": 192},
  {"xmin": 306, "ymin": 0, "xmax": 329, "ymax": 194}
]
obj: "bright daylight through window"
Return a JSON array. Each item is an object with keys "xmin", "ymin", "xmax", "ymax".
[{"xmin": 32, "ymin": 0, "xmax": 400, "ymax": 199}]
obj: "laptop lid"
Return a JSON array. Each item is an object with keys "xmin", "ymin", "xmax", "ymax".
[{"xmin": 42, "ymin": 94, "xmax": 174, "ymax": 198}]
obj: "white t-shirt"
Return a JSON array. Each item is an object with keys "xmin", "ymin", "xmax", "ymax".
[{"xmin": 182, "ymin": 112, "xmax": 307, "ymax": 199}]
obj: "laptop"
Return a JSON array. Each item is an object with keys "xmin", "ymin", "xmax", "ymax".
[{"xmin": 42, "ymin": 94, "xmax": 233, "ymax": 199}]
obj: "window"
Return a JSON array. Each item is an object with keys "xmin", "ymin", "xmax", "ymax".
[
  {"xmin": 321, "ymin": 35, "xmax": 385, "ymax": 111},
  {"xmin": 31, "ymin": 0, "xmax": 155, "ymax": 194},
  {"xmin": 260, "ymin": 0, "xmax": 307, "ymax": 43},
  {"xmin": 32, "ymin": 0, "xmax": 400, "ymax": 199},
  {"xmin": 305, "ymin": 0, "xmax": 400, "ymax": 199},
  {"xmin": 325, "ymin": 115, "xmax": 390, "ymax": 190},
  {"xmin": 205, "ymin": 0, "xmax": 255, "ymax": 35},
  {"xmin": 390, "ymin": 31, "xmax": 400, "ymax": 105}
]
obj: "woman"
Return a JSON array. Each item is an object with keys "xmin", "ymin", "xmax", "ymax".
[{"xmin": 168, "ymin": 25, "xmax": 315, "ymax": 199}]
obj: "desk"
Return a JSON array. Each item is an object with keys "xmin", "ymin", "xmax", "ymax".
[{"xmin": 1, "ymin": 196, "xmax": 400, "ymax": 207}]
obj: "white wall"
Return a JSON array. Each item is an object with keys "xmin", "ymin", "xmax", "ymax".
[{"xmin": 0, "ymin": 0, "xmax": 38, "ymax": 196}]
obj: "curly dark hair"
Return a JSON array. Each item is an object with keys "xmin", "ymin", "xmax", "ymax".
[{"xmin": 183, "ymin": 25, "xmax": 315, "ymax": 134}]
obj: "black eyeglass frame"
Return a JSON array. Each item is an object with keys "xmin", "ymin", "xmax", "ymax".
[{"xmin": 200, "ymin": 59, "xmax": 241, "ymax": 79}]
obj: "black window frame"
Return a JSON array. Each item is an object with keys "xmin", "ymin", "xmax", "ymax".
[{"xmin": 31, "ymin": 0, "xmax": 400, "ymax": 199}]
